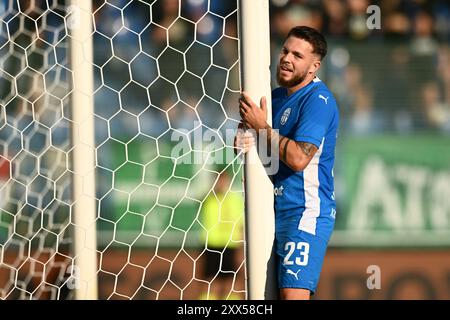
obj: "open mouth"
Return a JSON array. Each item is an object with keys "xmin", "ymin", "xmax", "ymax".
[{"xmin": 280, "ymin": 65, "xmax": 293, "ymax": 73}]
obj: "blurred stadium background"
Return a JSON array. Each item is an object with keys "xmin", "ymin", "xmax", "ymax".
[{"xmin": 0, "ymin": 0, "xmax": 450, "ymax": 299}]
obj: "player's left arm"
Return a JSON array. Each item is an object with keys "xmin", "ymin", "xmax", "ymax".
[
  {"xmin": 280, "ymin": 137, "xmax": 318, "ymax": 170},
  {"xmin": 266, "ymin": 126, "xmax": 317, "ymax": 171}
]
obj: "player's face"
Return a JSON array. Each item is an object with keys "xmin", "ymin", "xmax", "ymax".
[{"xmin": 277, "ymin": 36, "xmax": 320, "ymax": 90}]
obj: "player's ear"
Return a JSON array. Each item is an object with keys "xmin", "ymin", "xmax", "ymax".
[{"xmin": 310, "ymin": 59, "xmax": 321, "ymax": 74}]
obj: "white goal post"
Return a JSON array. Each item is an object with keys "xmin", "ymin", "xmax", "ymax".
[
  {"xmin": 69, "ymin": 0, "xmax": 98, "ymax": 300},
  {"xmin": 238, "ymin": 0, "xmax": 276, "ymax": 300}
]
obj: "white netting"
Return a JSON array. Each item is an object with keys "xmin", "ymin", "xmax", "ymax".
[{"xmin": 0, "ymin": 0, "xmax": 246, "ymax": 300}]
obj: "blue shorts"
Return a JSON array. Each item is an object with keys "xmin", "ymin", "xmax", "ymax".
[{"xmin": 276, "ymin": 227, "xmax": 329, "ymax": 294}]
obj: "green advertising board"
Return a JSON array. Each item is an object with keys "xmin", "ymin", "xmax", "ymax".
[
  {"xmin": 101, "ymin": 134, "xmax": 450, "ymax": 248},
  {"xmin": 332, "ymin": 134, "xmax": 450, "ymax": 247}
]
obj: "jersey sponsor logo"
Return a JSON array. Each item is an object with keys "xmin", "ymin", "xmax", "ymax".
[
  {"xmin": 280, "ymin": 108, "xmax": 291, "ymax": 125},
  {"xmin": 319, "ymin": 94, "xmax": 329, "ymax": 104},
  {"xmin": 274, "ymin": 185, "xmax": 284, "ymax": 196},
  {"xmin": 330, "ymin": 208, "xmax": 336, "ymax": 219},
  {"xmin": 286, "ymin": 269, "xmax": 301, "ymax": 281}
]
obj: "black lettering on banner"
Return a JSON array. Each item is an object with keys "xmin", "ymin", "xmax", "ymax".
[
  {"xmin": 386, "ymin": 272, "xmax": 436, "ymax": 300},
  {"xmin": 333, "ymin": 273, "xmax": 372, "ymax": 300}
]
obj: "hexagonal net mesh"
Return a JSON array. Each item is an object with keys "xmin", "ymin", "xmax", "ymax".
[{"xmin": 0, "ymin": 0, "xmax": 246, "ymax": 299}]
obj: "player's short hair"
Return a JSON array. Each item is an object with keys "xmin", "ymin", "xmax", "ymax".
[{"xmin": 287, "ymin": 26, "xmax": 328, "ymax": 60}]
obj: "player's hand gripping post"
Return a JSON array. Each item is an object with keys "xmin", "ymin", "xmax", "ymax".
[
  {"xmin": 239, "ymin": 92, "xmax": 269, "ymax": 131},
  {"xmin": 234, "ymin": 122, "xmax": 256, "ymax": 154}
]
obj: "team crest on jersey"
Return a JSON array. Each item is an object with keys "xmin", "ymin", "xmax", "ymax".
[{"xmin": 280, "ymin": 108, "xmax": 291, "ymax": 125}]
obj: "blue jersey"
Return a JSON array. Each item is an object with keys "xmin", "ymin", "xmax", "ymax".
[{"xmin": 271, "ymin": 77, "xmax": 339, "ymax": 241}]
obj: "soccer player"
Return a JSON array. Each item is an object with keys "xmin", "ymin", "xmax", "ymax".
[{"xmin": 236, "ymin": 26, "xmax": 339, "ymax": 300}]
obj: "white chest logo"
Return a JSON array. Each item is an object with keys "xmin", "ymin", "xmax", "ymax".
[
  {"xmin": 280, "ymin": 108, "xmax": 291, "ymax": 125},
  {"xmin": 319, "ymin": 94, "xmax": 329, "ymax": 104}
]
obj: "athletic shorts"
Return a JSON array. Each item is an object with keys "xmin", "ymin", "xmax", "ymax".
[{"xmin": 275, "ymin": 226, "xmax": 329, "ymax": 294}]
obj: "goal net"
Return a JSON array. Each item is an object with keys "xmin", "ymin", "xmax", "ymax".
[{"xmin": 0, "ymin": 0, "xmax": 252, "ymax": 300}]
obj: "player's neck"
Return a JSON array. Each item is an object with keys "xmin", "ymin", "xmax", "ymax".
[{"xmin": 286, "ymin": 74, "xmax": 315, "ymax": 96}]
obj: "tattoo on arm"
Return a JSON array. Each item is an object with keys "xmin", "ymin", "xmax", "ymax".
[
  {"xmin": 298, "ymin": 142, "xmax": 317, "ymax": 157},
  {"xmin": 279, "ymin": 136, "xmax": 286, "ymax": 161},
  {"xmin": 283, "ymin": 139, "xmax": 290, "ymax": 163}
]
